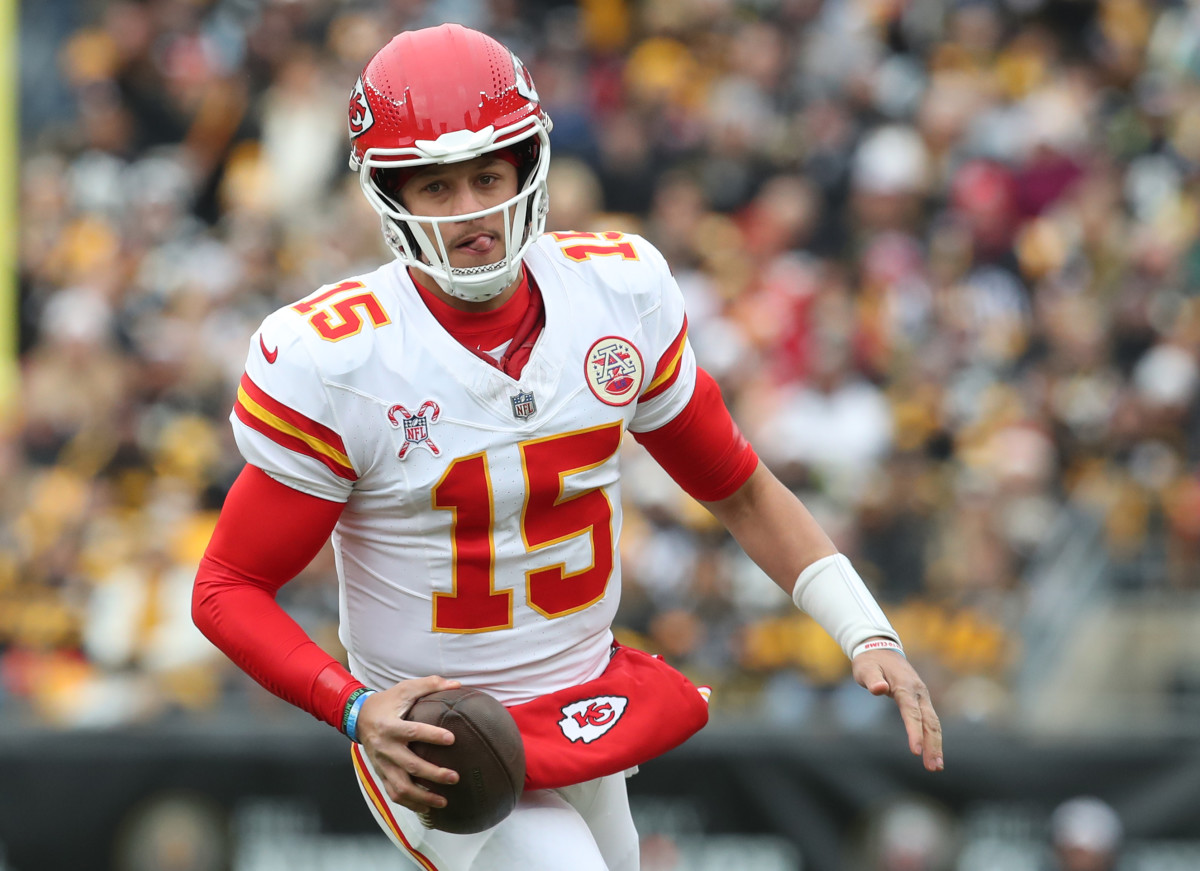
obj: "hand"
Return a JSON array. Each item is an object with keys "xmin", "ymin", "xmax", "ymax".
[
  {"xmin": 357, "ymin": 675, "xmax": 463, "ymax": 813},
  {"xmin": 852, "ymin": 645, "xmax": 944, "ymax": 772}
]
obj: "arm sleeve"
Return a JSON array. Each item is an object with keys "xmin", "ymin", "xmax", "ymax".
[
  {"xmin": 192, "ymin": 464, "xmax": 364, "ymax": 731},
  {"xmin": 633, "ymin": 367, "xmax": 759, "ymax": 502}
]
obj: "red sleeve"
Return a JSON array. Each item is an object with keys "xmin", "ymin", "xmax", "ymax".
[
  {"xmin": 633, "ymin": 367, "xmax": 759, "ymax": 502},
  {"xmin": 192, "ymin": 465, "xmax": 365, "ymax": 731}
]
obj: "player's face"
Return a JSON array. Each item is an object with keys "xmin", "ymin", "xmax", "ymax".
[{"xmin": 400, "ymin": 156, "xmax": 520, "ymax": 271}]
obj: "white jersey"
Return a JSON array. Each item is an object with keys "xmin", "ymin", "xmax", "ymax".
[{"xmin": 231, "ymin": 232, "xmax": 697, "ymax": 705}]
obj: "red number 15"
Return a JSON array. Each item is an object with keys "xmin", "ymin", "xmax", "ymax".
[{"xmin": 431, "ymin": 423, "xmax": 622, "ymax": 633}]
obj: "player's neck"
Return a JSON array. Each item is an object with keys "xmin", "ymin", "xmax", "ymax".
[{"xmin": 410, "ymin": 267, "xmax": 526, "ymax": 313}]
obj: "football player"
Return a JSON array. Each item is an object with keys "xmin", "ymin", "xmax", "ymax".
[{"xmin": 193, "ymin": 23, "xmax": 943, "ymax": 871}]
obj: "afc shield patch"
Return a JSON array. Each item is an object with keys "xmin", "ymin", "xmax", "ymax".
[
  {"xmin": 584, "ymin": 337, "xmax": 644, "ymax": 407},
  {"xmin": 510, "ymin": 390, "xmax": 536, "ymax": 420}
]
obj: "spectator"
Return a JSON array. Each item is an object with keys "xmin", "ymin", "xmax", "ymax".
[
  {"xmin": 6, "ymin": 0, "xmax": 1199, "ymax": 730},
  {"xmin": 1047, "ymin": 796, "xmax": 1123, "ymax": 871}
]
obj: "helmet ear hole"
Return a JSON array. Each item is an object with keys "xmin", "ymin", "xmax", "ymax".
[{"xmin": 382, "ymin": 218, "xmax": 424, "ymax": 263}]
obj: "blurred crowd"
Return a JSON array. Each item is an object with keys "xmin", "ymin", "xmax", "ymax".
[{"xmin": 4, "ymin": 0, "xmax": 1199, "ymax": 731}]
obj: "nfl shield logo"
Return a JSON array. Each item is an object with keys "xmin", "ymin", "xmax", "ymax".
[
  {"xmin": 511, "ymin": 391, "xmax": 537, "ymax": 420},
  {"xmin": 387, "ymin": 400, "xmax": 441, "ymax": 459},
  {"xmin": 404, "ymin": 416, "xmax": 428, "ymax": 443}
]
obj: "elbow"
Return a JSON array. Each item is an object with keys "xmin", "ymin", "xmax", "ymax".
[
  {"xmin": 191, "ymin": 567, "xmax": 210, "ymax": 636},
  {"xmin": 191, "ymin": 554, "xmax": 222, "ymax": 638}
]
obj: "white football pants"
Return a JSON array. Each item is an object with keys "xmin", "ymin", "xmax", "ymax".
[{"xmin": 352, "ymin": 744, "xmax": 640, "ymax": 871}]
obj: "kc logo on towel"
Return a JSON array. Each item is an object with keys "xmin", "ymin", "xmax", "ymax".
[{"xmin": 558, "ymin": 696, "xmax": 628, "ymax": 743}]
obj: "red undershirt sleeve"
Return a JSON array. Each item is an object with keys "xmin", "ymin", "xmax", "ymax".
[
  {"xmin": 192, "ymin": 464, "xmax": 364, "ymax": 731},
  {"xmin": 633, "ymin": 367, "xmax": 759, "ymax": 502}
]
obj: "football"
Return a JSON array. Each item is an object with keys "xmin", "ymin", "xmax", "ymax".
[{"xmin": 406, "ymin": 687, "xmax": 526, "ymax": 834}]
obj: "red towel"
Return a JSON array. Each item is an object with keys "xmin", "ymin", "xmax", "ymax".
[{"xmin": 506, "ymin": 644, "xmax": 711, "ymax": 790}]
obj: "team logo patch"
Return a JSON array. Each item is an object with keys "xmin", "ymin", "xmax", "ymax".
[
  {"xmin": 510, "ymin": 390, "xmax": 537, "ymax": 420},
  {"xmin": 558, "ymin": 696, "xmax": 628, "ymax": 744},
  {"xmin": 348, "ymin": 76, "xmax": 374, "ymax": 137},
  {"xmin": 585, "ymin": 337, "xmax": 644, "ymax": 406},
  {"xmin": 388, "ymin": 400, "xmax": 441, "ymax": 459}
]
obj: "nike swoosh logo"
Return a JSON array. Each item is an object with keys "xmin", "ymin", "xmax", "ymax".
[{"xmin": 259, "ymin": 334, "xmax": 279, "ymax": 364}]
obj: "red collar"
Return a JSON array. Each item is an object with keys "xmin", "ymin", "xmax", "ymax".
[{"xmin": 410, "ymin": 268, "xmax": 545, "ymax": 379}]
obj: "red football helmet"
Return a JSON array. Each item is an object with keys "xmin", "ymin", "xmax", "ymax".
[{"xmin": 349, "ymin": 24, "xmax": 553, "ymax": 302}]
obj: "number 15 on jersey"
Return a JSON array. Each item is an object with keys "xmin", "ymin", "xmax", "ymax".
[{"xmin": 431, "ymin": 423, "xmax": 623, "ymax": 633}]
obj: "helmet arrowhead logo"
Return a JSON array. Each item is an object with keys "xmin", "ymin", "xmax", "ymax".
[
  {"xmin": 511, "ymin": 52, "xmax": 538, "ymax": 103},
  {"xmin": 348, "ymin": 76, "xmax": 375, "ymax": 137}
]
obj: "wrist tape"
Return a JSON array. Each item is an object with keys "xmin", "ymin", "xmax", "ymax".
[{"xmin": 791, "ymin": 553, "xmax": 902, "ymax": 659}]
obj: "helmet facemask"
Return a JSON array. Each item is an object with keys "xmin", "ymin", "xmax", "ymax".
[{"xmin": 357, "ymin": 122, "xmax": 551, "ymax": 302}]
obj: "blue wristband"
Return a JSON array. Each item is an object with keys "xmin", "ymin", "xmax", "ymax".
[{"xmin": 344, "ymin": 689, "xmax": 376, "ymax": 743}]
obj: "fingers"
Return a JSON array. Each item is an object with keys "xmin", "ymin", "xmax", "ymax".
[
  {"xmin": 372, "ymin": 717, "xmax": 461, "ymax": 813},
  {"xmin": 380, "ymin": 762, "xmax": 455, "ymax": 813},
  {"xmin": 371, "ymin": 756, "xmax": 457, "ymax": 815},
  {"xmin": 892, "ymin": 681, "xmax": 944, "ymax": 772},
  {"xmin": 410, "ymin": 674, "xmax": 464, "ymax": 697},
  {"xmin": 923, "ymin": 714, "xmax": 944, "ymax": 772},
  {"xmin": 864, "ymin": 674, "xmax": 891, "ymax": 696},
  {"xmin": 361, "ymin": 674, "xmax": 465, "ymax": 812},
  {"xmin": 377, "ymin": 741, "xmax": 458, "ymax": 796},
  {"xmin": 854, "ymin": 653, "xmax": 944, "ymax": 772},
  {"xmin": 851, "ymin": 658, "xmax": 892, "ymax": 696},
  {"xmin": 359, "ymin": 679, "xmax": 459, "ymax": 747},
  {"xmin": 393, "ymin": 675, "xmax": 463, "ymax": 718},
  {"xmin": 396, "ymin": 716, "xmax": 456, "ymax": 748}
]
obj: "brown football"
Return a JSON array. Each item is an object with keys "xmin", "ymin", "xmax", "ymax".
[{"xmin": 406, "ymin": 687, "xmax": 526, "ymax": 834}]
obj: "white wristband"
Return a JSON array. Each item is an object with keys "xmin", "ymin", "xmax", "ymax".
[
  {"xmin": 791, "ymin": 553, "xmax": 902, "ymax": 659},
  {"xmin": 851, "ymin": 638, "xmax": 905, "ymax": 659}
]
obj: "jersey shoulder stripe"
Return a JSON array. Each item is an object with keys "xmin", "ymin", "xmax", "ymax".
[
  {"xmin": 641, "ymin": 315, "xmax": 689, "ymax": 402},
  {"xmin": 234, "ymin": 373, "xmax": 357, "ymax": 481}
]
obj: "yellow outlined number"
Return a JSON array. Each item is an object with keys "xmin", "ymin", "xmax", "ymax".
[
  {"xmin": 292, "ymin": 280, "xmax": 391, "ymax": 341},
  {"xmin": 431, "ymin": 423, "xmax": 623, "ymax": 633},
  {"xmin": 551, "ymin": 231, "xmax": 639, "ymax": 262}
]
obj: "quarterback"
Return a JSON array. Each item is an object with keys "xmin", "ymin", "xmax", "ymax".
[{"xmin": 193, "ymin": 23, "xmax": 942, "ymax": 871}]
